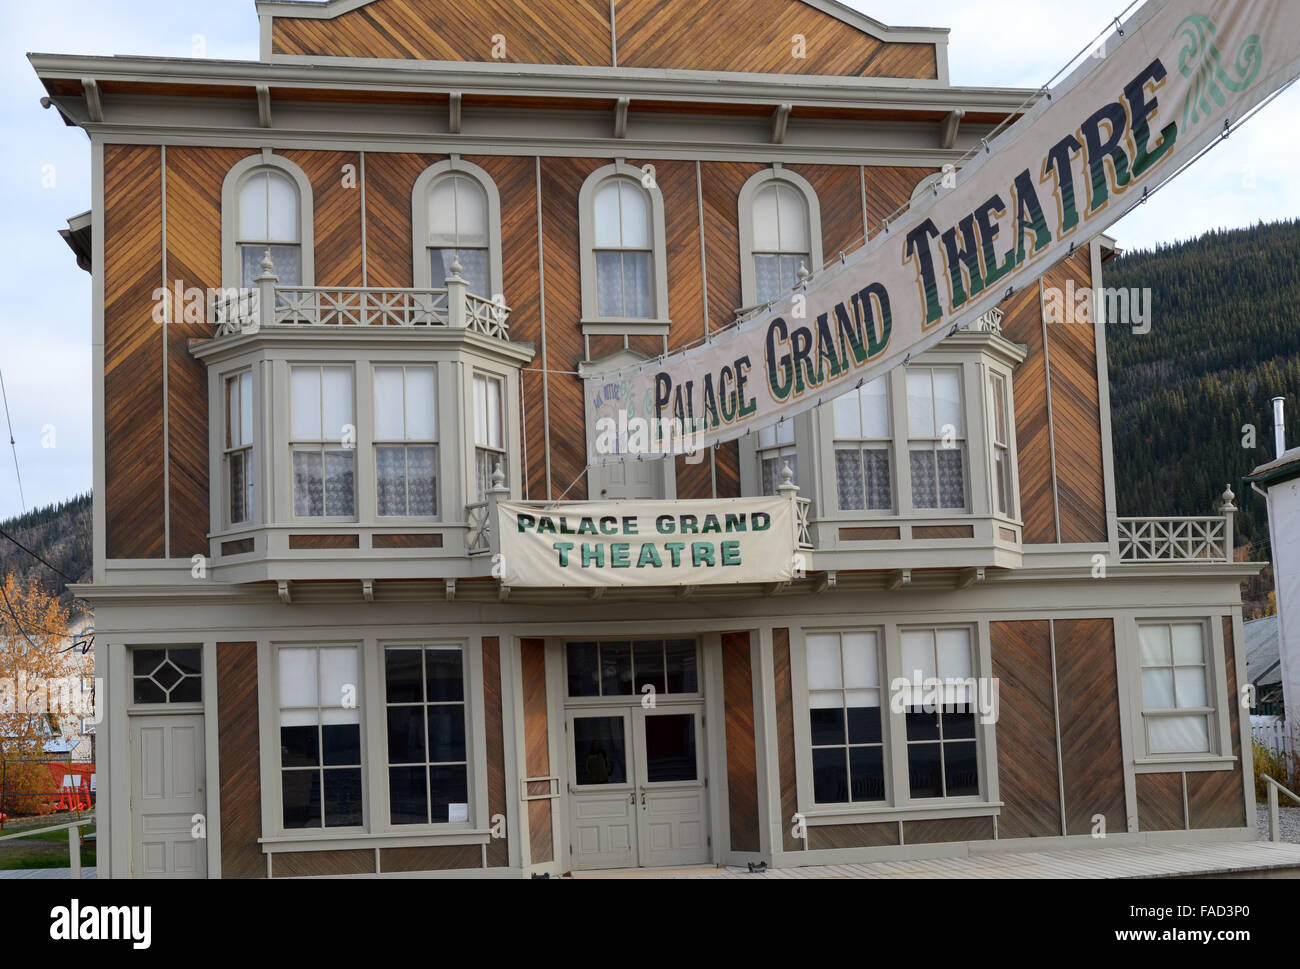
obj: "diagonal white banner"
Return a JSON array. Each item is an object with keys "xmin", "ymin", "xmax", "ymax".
[{"xmin": 586, "ymin": 0, "xmax": 1300, "ymax": 464}]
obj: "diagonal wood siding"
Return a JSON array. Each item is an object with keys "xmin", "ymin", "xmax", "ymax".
[
  {"xmin": 721, "ymin": 631, "xmax": 759, "ymax": 853},
  {"xmin": 164, "ymin": 147, "xmax": 249, "ymax": 557},
  {"xmin": 1136, "ymin": 771, "xmax": 1185, "ymax": 831},
  {"xmin": 1000, "ymin": 282, "xmax": 1057, "ymax": 543},
  {"xmin": 1044, "ymin": 251, "xmax": 1106, "ymax": 543},
  {"xmin": 482, "ymin": 635, "xmax": 510, "ymax": 866},
  {"xmin": 519, "ymin": 637, "xmax": 553, "ymax": 863},
  {"xmin": 1055, "ymin": 618, "xmax": 1126, "ymax": 836},
  {"xmin": 1187, "ymin": 616, "xmax": 1248, "ymax": 829},
  {"xmin": 217, "ymin": 641, "xmax": 264, "ymax": 878},
  {"xmin": 272, "ymin": 0, "xmax": 613, "ymax": 66},
  {"xmin": 772, "ymin": 627, "xmax": 801, "ymax": 853},
  {"xmin": 615, "ymin": 0, "xmax": 937, "ymax": 78},
  {"xmin": 364, "ymin": 152, "xmax": 443, "ymax": 288},
  {"xmin": 281, "ymin": 149, "xmax": 365, "ymax": 287},
  {"xmin": 990, "ymin": 620, "xmax": 1062, "ymax": 839},
  {"xmin": 104, "ymin": 145, "xmax": 165, "ymax": 560},
  {"xmin": 467, "ymin": 155, "xmax": 546, "ymax": 499}
]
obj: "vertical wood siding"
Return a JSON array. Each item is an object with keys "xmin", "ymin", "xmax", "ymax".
[{"xmin": 482, "ymin": 635, "xmax": 510, "ymax": 866}]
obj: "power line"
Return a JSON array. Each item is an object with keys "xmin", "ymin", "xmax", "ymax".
[
  {"xmin": 0, "ymin": 526, "xmax": 78, "ymax": 583},
  {"xmin": 0, "ymin": 368, "xmax": 24, "ymax": 513}
]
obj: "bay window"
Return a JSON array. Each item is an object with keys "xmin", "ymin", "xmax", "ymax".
[
  {"xmin": 278, "ymin": 645, "xmax": 363, "ymax": 830},
  {"xmin": 473, "ymin": 372, "xmax": 506, "ymax": 500},
  {"xmin": 757, "ymin": 420, "xmax": 797, "ymax": 495},
  {"xmin": 989, "ymin": 372, "xmax": 1013, "ymax": 517},
  {"xmin": 906, "ymin": 367, "xmax": 966, "ymax": 511},
  {"xmin": 832, "ymin": 376, "xmax": 892, "ymax": 512},
  {"xmin": 374, "ymin": 365, "xmax": 438, "ymax": 518},
  {"xmin": 290, "ymin": 364, "xmax": 356, "ymax": 518},
  {"xmin": 224, "ymin": 370, "xmax": 254, "ymax": 525}
]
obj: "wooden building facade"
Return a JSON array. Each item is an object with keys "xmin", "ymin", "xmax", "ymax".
[{"xmin": 35, "ymin": 0, "xmax": 1259, "ymax": 877}]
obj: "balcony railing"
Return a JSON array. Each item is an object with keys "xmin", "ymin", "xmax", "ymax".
[
  {"xmin": 1116, "ymin": 488, "xmax": 1238, "ymax": 563},
  {"xmin": 210, "ymin": 250, "xmax": 510, "ymax": 340}
]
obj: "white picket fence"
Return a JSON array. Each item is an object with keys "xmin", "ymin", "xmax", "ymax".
[{"xmin": 1252, "ymin": 716, "xmax": 1291, "ymax": 757}]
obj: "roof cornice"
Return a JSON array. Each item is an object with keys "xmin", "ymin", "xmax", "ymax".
[{"xmin": 28, "ymin": 52, "xmax": 1033, "ymax": 116}]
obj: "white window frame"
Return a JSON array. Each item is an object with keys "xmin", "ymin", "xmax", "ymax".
[
  {"xmin": 905, "ymin": 365, "xmax": 969, "ymax": 513},
  {"xmin": 987, "ymin": 370, "xmax": 1015, "ymax": 519},
  {"xmin": 737, "ymin": 167, "xmax": 824, "ymax": 310},
  {"xmin": 578, "ymin": 161, "xmax": 670, "ymax": 332},
  {"xmin": 381, "ymin": 641, "xmax": 473, "ymax": 829},
  {"xmin": 1129, "ymin": 618, "xmax": 1234, "ymax": 768},
  {"xmin": 224, "ymin": 369, "xmax": 255, "ymax": 527},
  {"xmin": 289, "ymin": 363, "xmax": 357, "ymax": 521},
  {"xmin": 411, "ymin": 159, "xmax": 504, "ymax": 300},
  {"xmin": 756, "ymin": 419, "xmax": 798, "ymax": 496},
  {"xmin": 220, "ymin": 152, "xmax": 315, "ymax": 291},
  {"xmin": 272, "ymin": 641, "xmax": 366, "ymax": 835},
  {"xmin": 472, "ymin": 370, "xmax": 507, "ymax": 501},
  {"xmin": 372, "ymin": 364, "xmax": 439, "ymax": 520},
  {"xmin": 791, "ymin": 621, "xmax": 996, "ymax": 824}
]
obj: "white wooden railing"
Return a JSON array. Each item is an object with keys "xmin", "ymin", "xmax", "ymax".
[
  {"xmin": 1253, "ymin": 716, "xmax": 1291, "ymax": 757},
  {"xmin": 465, "ymin": 501, "xmax": 491, "ymax": 555},
  {"xmin": 1263, "ymin": 776, "xmax": 1300, "ymax": 843},
  {"xmin": 1116, "ymin": 487, "xmax": 1237, "ymax": 563},
  {"xmin": 210, "ymin": 250, "xmax": 509, "ymax": 340}
]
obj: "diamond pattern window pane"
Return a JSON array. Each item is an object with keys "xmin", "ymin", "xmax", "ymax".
[
  {"xmin": 835, "ymin": 448, "xmax": 864, "ymax": 511},
  {"xmin": 131, "ymin": 647, "xmax": 203, "ymax": 705},
  {"xmin": 910, "ymin": 449, "xmax": 937, "ymax": 508},
  {"xmin": 936, "ymin": 447, "xmax": 966, "ymax": 508}
]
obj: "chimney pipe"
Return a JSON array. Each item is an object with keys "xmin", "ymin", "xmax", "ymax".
[{"xmin": 1274, "ymin": 397, "xmax": 1287, "ymax": 458}]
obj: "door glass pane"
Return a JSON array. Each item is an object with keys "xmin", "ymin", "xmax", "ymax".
[
  {"xmin": 600, "ymin": 642, "xmax": 633, "ymax": 696},
  {"xmin": 573, "ymin": 717, "xmax": 627, "ymax": 785},
  {"xmin": 665, "ymin": 639, "xmax": 698, "ymax": 693},
  {"xmin": 643, "ymin": 714, "xmax": 697, "ymax": 782},
  {"xmin": 633, "ymin": 641, "xmax": 666, "ymax": 695},
  {"xmin": 567, "ymin": 642, "xmax": 600, "ymax": 696}
]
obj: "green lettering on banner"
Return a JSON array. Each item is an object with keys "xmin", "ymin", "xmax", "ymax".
[
  {"xmin": 637, "ymin": 543, "xmax": 663, "ymax": 568},
  {"xmin": 554, "ymin": 541, "xmax": 574, "ymax": 566},
  {"xmin": 720, "ymin": 541, "xmax": 741, "ymax": 566},
  {"xmin": 581, "ymin": 544, "xmax": 604, "ymax": 567},
  {"xmin": 611, "ymin": 543, "xmax": 631, "ymax": 568},
  {"xmin": 691, "ymin": 542, "xmax": 716, "ymax": 567},
  {"xmin": 664, "ymin": 542, "xmax": 686, "ymax": 567}
]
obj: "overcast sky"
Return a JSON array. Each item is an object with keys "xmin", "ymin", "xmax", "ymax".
[{"xmin": 1, "ymin": 0, "xmax": 1297, "ymax": 520}]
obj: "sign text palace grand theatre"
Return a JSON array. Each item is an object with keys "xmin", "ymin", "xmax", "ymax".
[
  {"xmin": 586, "ymin": 1, "xmax": 1300, "ymax": 464},
  {"xmin": 497, "ymin": 498, "xmax": 798, "ymax": 588}
]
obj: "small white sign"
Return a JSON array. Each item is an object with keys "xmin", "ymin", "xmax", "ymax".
[{"xmin": 449, "ymin": 802, "xmax": 469, "ymax": 823}]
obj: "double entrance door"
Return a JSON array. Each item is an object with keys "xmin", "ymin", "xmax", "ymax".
[{"xmin": 567, "ymin": 704, "xmax": 708, "ymax": 870}]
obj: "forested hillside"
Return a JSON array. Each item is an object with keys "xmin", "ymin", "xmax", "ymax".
[
  {"xmin": 0, "ymin": 493, "xmax": 91, "ymax": 616},
  {"xmin": 1106, "ymin": 220, "xmax": 1300, "ymax": 615}
]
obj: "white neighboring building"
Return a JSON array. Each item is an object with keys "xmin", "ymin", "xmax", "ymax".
[{"xmin": 1246, "ymin": 401, "xmax": 1300, "ymax": 740}]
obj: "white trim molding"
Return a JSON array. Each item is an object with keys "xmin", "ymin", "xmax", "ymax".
[
  {"xmin": 220, "ymin": 151, "xmax": 316, "ymax": 290},
  {"xmin": 410, "ymin": 157, "xmax": 504, "ymax": 300}
]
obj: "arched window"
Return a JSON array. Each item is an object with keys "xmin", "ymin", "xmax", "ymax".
[
  {"xmin": 593, "ymin": 177, "xmax": 653, "ymax": 318},
  {"xmin": 412, "ymin": 159, "xmax": 503, "ymax": 299},
  {"xmin": 221, "ymin": 153, "xmax": 314, "ymax": 291},
  {"xmin": 738, "ymin": 169, "xmax": 822, "ymax": 309},
  {"xmin": 579, "ymin": 163, "xmax": 669, "ymax": 325}
]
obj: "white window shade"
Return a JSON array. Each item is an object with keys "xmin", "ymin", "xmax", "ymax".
[
  {"xmin": 428, "ymin": 175, "xmax": 488, "ymax": 247},
  {"xmin": 841, "ymin": 632, "xmax": 878, "ymax": 689},
  {"xmin": 934, "ymin": 369, "xmax": 963, "ymax": 436},
  {"xmin": 617, "ymin": 181, "xmax": 649, "ymax": 247},
  {"xmin": 322, "ymin": 367, "xmax": 353, "ymax": 442},
  {"xmin": 805, "ymin": 633, "xmax": 842, "ymax": 690},
  {"xmin": 290, "ymin": 367, "xmax": 322, "ymax": 440},
  {"xmin": 239, "ymin": 374, "xmax": 253, "ymax": 445},
  {"xmin": 900, "ymin": 630, "xmax": 936, "ymax": 681},
  {"xmin": 318, "ymin": 647, "xmax": 357, "ymax": 708},
  {"xmin": 906, "ymin": 370, "xmax": 934, "ymax": 438},
  {"xmin": 238, "ymin": 170, "xmax": 298, "ymax": 243},
  {"xmin": 1139, "ymin": 625, "xmax": 1172, "ymax": 666},
  {"xmin": 1172, "ymin": 624, "xmax": 1205, "ymax": 665},
  {"xmin": 373, "ymin": 367, "xmax": 405, "ymax": 440},
  {"xmin": 752, "ymin": 182, "xmax": 809, "ymax": 252},
  {"xmin": 404, "ymin": 367, "xmax": 437, "ymax": 441},
  {"xmin": 278, "ymin": 648, "xmax": 317, "ymax": 708}
]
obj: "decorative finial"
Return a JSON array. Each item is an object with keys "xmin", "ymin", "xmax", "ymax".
[
  {"xmin": 490, "ymin": 463, "xmax": 506, "ymax": 490},
  {"xmin": 1220, "ymin": 485, "xmax": 1237, "ymax": 513},
  {"xmin": 260, "ymin": 248, "xmax": 275, "ymax": 273},
  {"xmin": 450, "ymin": 254, "xmax": 464, "ymax": 277},
  {"xmin": 797, "ymin": 262, "xmax": 811, "ymax": 283},
  {"xmin": 780, "ymin": 462, "xmax": 794, "ymax": 487}
]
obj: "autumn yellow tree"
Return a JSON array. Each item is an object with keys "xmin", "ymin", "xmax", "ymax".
[{"xmin": 0, "ymin": 572, "xmax": 77, "ymax": 816}]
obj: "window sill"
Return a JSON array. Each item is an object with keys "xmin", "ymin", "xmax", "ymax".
[
  {"xmin": 802, "ymin": 800, "xmax": 1002, "ymax": 826},
  {"xmin": 580, "ymin": 318, "xmax": 671, "ymax": 336},
  {"xmin": 1134, "ymin": 756, "xmax": 1237, "ymax": 774},
  {"xmin": 259, "ymin": 827, "xmax": 491, "ymax": 854}
]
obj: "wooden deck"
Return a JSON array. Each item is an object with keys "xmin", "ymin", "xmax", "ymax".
[{"xmin": 573, "ymin": 842, "xmax": 1300, "ymax": 879}]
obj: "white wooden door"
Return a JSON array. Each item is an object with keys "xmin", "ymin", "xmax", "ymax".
[
  {"xmin": 567, "ymin": 708, "xmax": 638, "ymax": 870},
  {"xmin": 591, "ymin": 459, "xmax": 664, "ymax": 500},
  {"xmin": 130, "ymin": 714, "xmax": 207, "ymax": 878},
  {"xmin": 633, "ymin": 706, "xmax": 709, "ymax": 868}
]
